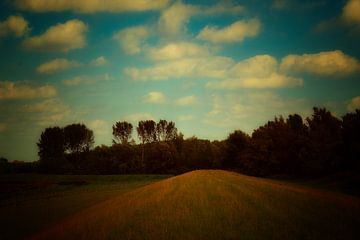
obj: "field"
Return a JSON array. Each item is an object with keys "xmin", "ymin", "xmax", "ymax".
[{"xmin": 1, "ymin": 170, "xmax": 360, "ymax": 240}]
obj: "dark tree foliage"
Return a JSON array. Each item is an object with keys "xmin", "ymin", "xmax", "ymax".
[
  {"xmin": 64, "ymin": 123, "xmax": 94, "ymax": 154},
  {"xmin": 37, "ymin": 127, "xmax": 65, "ymax": 173},
  {"xmin": 112, "ymin": 121, "xmax": 133, "ymax": 144},
  {"xmin": 31, "ymin": 108, "xmax": 360, "ymax": 178},
  {"xmin": 156, "ymin": 120, "xmax": 178, "ymax": 141},
  {"xmin": 342, "ymin": 109, "xmax": 360, "ymax": 170},
  {"xmin": 137, "ymin": 120, "xmax": 157, "ymax": 144},
  {"xmin": 224, "ymin": 130, "xmax": 250, "ymax": 169},
  {"xmin": 306, "ymin": 107, "xmax": 343, "ymax": 174}
]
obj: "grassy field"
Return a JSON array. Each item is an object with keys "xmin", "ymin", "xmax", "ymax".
[
  {"xmin": 0, "ymin": 174, "xmax": 169, "ymax": 239},
  {"xmin": 1, "ymin": 170, "xmax": 359, "ymax": 239},
  {"xmin": 2, "ymin": 170, "xmax": 355, "ymax": 240}
]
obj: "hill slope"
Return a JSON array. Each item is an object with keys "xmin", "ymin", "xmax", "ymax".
[{"xmin": 32, "ymin": 170, "xmax": 360, "ymax": 240}]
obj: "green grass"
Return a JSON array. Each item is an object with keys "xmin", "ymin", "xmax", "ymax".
[
  {"xmin": 0, "ymin": 174, "xmax": 169, "ymax": 240},
  {"xmin": 18, "ymin": 170, "xmax": 360, "ymax": 240}
]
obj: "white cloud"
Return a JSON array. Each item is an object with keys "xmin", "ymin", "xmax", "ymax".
[
  {"xmin": 23, "ymin": 98, "xmax": 69, "ymax": 113},
  {"xmin": 206, "ymin": 55, "xmax": 303, "ymax": 89},
  {"xmin": 175, "ymin": 95, "xmax": 197, "ymax": 106},
  {"xmin": 23, "ymin": 19, "xmax": 87, "ymax": 52},
  {"xmin": 37, "ymin": 58, "xmax": 81, "ymax": 74},
  {"xmin": 124, "ymin": 113, "xmax": 155, "ymax": 123},
  {"xmin": 148, "ymin": 42, "xmax": 211, "ymax": 61},
  {"xmin": 22, "ymin": 98, "xmax": 72, "ymax": 126},
  {"xmin": 178, "ymin": 114, "xmax": 194, "ymax": 121},
  {"xmin": 202, "ymin": 2, "xmax": 244, "ymax": 15},
  {"xmin": 15, "ymin": 0, "xmax": 170, "ymax": 13},
  {"xmin": 347, "ymin": 96, "xmax": 360, "ymax": 112},
  {"xmin": 143, "ymin": 91, "xmax": 166, "ymax": 104},
  {"xmin": 0, "ymin": 15, "xmax": 29, "ymax": 38},
  {"xmin": 158, "ymin": 1, "xmax": 198, "ymax": 37},
  {"xmin": 204, "ymin": 93, "xmax": 309, "ymax": 133},
  {"xmin": 0, "ymin": 81, "xmax": 57, "ymax": 100},
  {"xmin": 342, "ymin": 0, "xmax": 360, "ymax": 24},
  {"xmin": 113, "ymin": 26, "xmax": 149, "ymax": 54},
  {"xmin": 125, "ymin": 56, "xmax": 234, "ymax": 81},
  {"xmin": 90, "ymin": 56, "xmax": 108, "ymax": 66},
  {"xmin": 87, "ymin": 119, "xmax": 108, "ymax": 136},
  {"xmin": 63, "ymin": 74, "xmax": 112, "ymax": 86},
  {"xmin": 197, "ymin": 18, "xmax": 261, "ymax": 43},
  {"xmin": 280, "ymin": 50, "xmax": 360, "ymax": 76}
]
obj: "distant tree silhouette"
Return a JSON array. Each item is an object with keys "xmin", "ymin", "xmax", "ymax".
[
  {"xmin": 37, "ymin": 127, "xmax": 65, "ymax": 173},
  {"xmin": 306, "ymin": 107, "xmax": 343, "ymax": 174},
  {"xmin": 342, "ymin": 109, "xmax": 360, "ymax": 170},
  {"xmin": 224, "ymin": 130, "xmax": 250, "ymax": 169},
  {"xmin": 137, "ymin": 120, "xmax": 157, "ymax": 144},
  {"xmin": 156, "ymin": 119, "xmax": 178, "ymax": 141},
  {"xmin": 64, "ymin": 123, "xmax": 94, "ymax": 154},
  {"xmin": 112, "ymin": 121, "xmax": 133, "ymax": 144}
]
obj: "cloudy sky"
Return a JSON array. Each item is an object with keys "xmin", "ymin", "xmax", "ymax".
[{"xmin": 1, "ymin": 0, "xmax": 360, "ymax": 161}]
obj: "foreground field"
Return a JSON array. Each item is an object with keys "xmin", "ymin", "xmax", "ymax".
[
  {"xmin": 0, "ymin": 174, "xmax": 169, "ymax": 239},
  {"xmin": 27, "ymin": 170, "xmax": 360, "ymax": 240}
]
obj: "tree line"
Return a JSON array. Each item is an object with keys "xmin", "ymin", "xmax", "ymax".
[{"xmin": 1, "ymin": 107, "xmax": 359, "ymax": 177}]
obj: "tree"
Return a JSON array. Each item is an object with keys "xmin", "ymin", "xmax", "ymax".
[
  {"xmin": 112, "ymin": 121, "xmax": 133, "ymax": 144},
  {"xmin": 156, "ymin": 120, "xmax": 178, "ymax": 141},
  {"xmin": 224, "ymin": 130, "xmax": 250, "ymax": 169},
  {"xmin": 37, "ymin": 127, "xmax": 65, "ymax": 173},
  {"xmin": 306, "ymin": 107, "xmax": 343, "ymax": 174},
  {"xmin": 137, "ymin": 120, "xmax": 157, "ymax": 144},
  {"xmin": 342, "ymin": 109, "xmax": 360, "ymax": 170},
  {"xmin": 137, "ymin": 120, "xmax": 157, "ymax": 167},
  {"xmin": 64, "ymin": 123, "xmax": 94, "ymax": 154}
]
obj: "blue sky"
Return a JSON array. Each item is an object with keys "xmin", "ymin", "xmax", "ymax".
[{"xmin": 1, "ymin": 0, "xmax": 360, "ymax": 161}]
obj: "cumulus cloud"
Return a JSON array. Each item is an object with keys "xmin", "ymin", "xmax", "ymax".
[
  {"xmin": 178, "ymin": 114, "xmax": 194, "ymax": 121},
  {"xmin": 207, "ymin": 55, "xmax": 303, "ymax": 89},
  {"xmin": 204, "ymin": 93, "xmax": 309, "ymax": 132},
  {"xmin": 271, "ymin": 0, "xmax": 291, "ymax": 10},
  {"xmin": 347, "ymin": 96, "xmax": 360, "ymax": 112},
  {"xmin": 90, "ymin": 56, "xmax": 108, "ymax": 66},
  {"xmin": 197, "ymin": 18, "xmax": 261, "ymax": 43},
  {"xmin": 342, "ymin": 0, "xmax": 360, "ymax": 25},
  {"xmin": 87, "ymin": 119, "xmax": 108, "ymax": 136},
  {"xmin": 0, "ymin": 15, "xmax": 29, "ymax": 38},
  {"xmin": 202, "ymin": 2, "xmax": 244, "ymax": 15},
  {"xmin": 158, "ymin": 1, "xmax": 198, "ymax": 37},
  {"xmin": 148, "ymin": 42, "xmax": 211, "ymax": 61},
  {"xmin": 63, "ymin": 74, "xmax": 112, "ymax": 86},
  {"xmin": 280, "ymin": 50, "xmax": 360, "ymax": 76},
  {"xmin": 14, "ymin": 0, "xmax": 170, "ymax": 13},
  {"xmin": 143, "ymin": 91, "xmax": 166, "ymax": 104},
  {"xmin": 113, "ymin": 26, "xmax": 149, "ymax": 54},
  {"xmin": 22, "ymin": 98, "xmax": 72, "ymax": 126},
  {"xmin": 175, "ymin": 95, "xmax": 197, "ymax": 106},
  {"xmin": 125, "ymin": 56, "xmax": 234, "ymax": 81},
  {"xmin": 0, "ymin": 81, "xmax": 57, "ymax": 100},
  {"xmin": 23, "ymin": 19, "xmax": 87, "ymax": 52},
  {"xmin": 124, "ymin": 113, "xmax": 155, "ymax": 123},
  {"xmin": 37, "ymin": 58, "xmax": 81, "ymax": 74}
]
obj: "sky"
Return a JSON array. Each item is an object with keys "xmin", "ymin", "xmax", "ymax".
[{"xmin": 1, "ymin": 0, "xmax": 360, "ymax": 162}]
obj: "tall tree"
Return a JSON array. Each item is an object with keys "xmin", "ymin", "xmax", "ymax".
[
  {"xmin": 342, "ymin": 109, "xmax": 360, "ymax": 170},
  {"xmin": 224, "ymin": 130, "xmax": 250, "ymax": 169},
  {"xmin": 137, "ymin": 120, "xmax": 157, "ymax": 167},
  {"xmin": 306, "ymin": 107, "xmax": 343, "ymax": 173},
  {"xmin": 37, "ymin": 127, "xmax": 65, "ymax": 173},
  {"xmin": 64, "ymin": 123, "xmax": 94, "ymax": 154},
  {"xmin": 156, "ymin": 120, "xmax": 178, "ymax": 141},
  {"xmin": 112, "ymin": 121, "xmax": 133, "ymax": 144}
]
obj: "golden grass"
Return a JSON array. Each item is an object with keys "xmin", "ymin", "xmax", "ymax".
[{"xmin": 31, "ymin": 170, "xmax": 360, "ymax": 240}]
